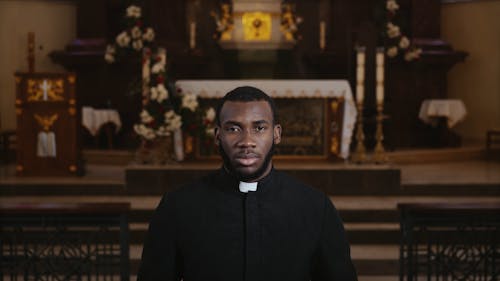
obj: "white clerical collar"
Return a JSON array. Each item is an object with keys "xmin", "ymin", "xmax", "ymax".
[{"xmin": 239, "ymin": 181, "xmax": 258, "ymax": 193}]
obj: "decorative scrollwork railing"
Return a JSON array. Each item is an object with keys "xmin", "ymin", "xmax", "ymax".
[
  {"xmin": 398, "ymin": 203, "xmax": 500, "ymax": 281},
  {"xmin": 0, "ymin": 203, "xmax": 130, "ymax": 281}
]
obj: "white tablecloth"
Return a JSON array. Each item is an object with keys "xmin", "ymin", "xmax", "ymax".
[
  {"xmin": 418, "ymin": 99, "xmax": 467, "ymax": 128},
  {"xmin": 82, "ymin": 107, "xmax": 122, "ymax": 136},
  {"xmin": 175, "ymin": 80, "xmax": 356, "ymax": 159}
]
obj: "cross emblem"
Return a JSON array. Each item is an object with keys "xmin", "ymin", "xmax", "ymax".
[{"xmin": 40, "ymin": 80, "xmax": 50, "ymax": 101}]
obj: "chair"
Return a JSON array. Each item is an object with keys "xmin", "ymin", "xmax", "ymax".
[
  {"xmin": 486, "ymin": 129, "xmax": 500, "ymax": 150},
  {"xmin": 0, "ymin": 130, "xmax": 16, "ymax": 164}
]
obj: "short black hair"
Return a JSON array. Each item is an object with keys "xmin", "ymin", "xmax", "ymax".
[{"xmin": 215, "ymin": 86, "xmax": 278, "ymax": 125}]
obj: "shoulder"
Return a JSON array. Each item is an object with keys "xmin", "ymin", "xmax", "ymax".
[
  {"xmin": 157, "ymin": 170, "xmax": 218, "ymax": 209},
  {"xmin": 273, "ymin": 169, "xmax": 328, "ymax": 206}
]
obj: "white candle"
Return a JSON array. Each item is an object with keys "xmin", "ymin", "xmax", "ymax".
[
  {"xmin": 319, "ymin": 21, "xmax": 326, "ymax": 50},
  {"xmin": 376, "ymin": 48, "xmax": 385, "ymax": 103},
  {"xmin": 356, "ymin": 48, "xmax": 366, "ymax": 65},
  {"xmin": 189, "ymin": 22, "xmax": 196, "ymax": 49},
  {"xmin": 356, "ymin": 47, "xmax": 366, "ymax": 103},
  {"xmin": 356, "ymin": 85, "xmax": 364, "ymax": 103}
]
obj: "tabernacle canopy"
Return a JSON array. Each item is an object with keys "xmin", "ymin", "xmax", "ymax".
[{"xmin": 138, "ymin": 168, "xmax": 357, "ymax": 281}]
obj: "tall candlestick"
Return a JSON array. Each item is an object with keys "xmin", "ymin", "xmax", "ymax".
[
  {"xmin": 189, "ymin": 22, "xmax": 196, "ymax": 50},
  {"xmin": 376, "ymin": 47, "xmax": 385, "ymax": 104},
  {"xmin": 319, "ymin": 21, "xmax": 326, "ymax": 51},
  {"xmin": 28, "ymin": 32, "xmax": 35, "ymax": 73}
]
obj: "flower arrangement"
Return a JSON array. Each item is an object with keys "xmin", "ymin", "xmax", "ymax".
[
  {"xmin": 380, "ymin": 0, "xmax": 422, "ymax": 61},
  {"xmin": 105, "ymin": 4, "xmax": 205, "ymax": 143},
  {"xmin": 104, "ymin": 4, "xmax": 155, "ymax": 63}
]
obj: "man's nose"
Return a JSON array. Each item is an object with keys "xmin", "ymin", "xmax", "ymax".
[{"xmin": 237, "ymin": 130, "xmax": 256, "ymax": 147}]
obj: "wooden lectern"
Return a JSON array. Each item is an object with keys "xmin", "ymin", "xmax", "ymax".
[{"xmin": 14, "ymin": 72, "xmax": 82, "ymax": 176}]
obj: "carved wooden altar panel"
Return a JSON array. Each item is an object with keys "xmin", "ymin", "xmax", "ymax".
[
  {"xmin": 14, "ymin": 72, "xmax": 81, "ymax": 176},
  {"xmin": 195, "ymin": 97, "xmax": 345, "ymax": 160}
]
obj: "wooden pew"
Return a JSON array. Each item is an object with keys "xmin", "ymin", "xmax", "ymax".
[
  {"xmin": 398, "ymin": 203, "xmax": 500, "ymax": 281},
  {"xmin": 0, "ymin": 203, "xmax": 130, "ymax": 281}
]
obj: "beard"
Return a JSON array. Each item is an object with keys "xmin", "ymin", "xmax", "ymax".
[{"xmin": 219, "ymin": 143, "xmax": 275, "ymax": 182}]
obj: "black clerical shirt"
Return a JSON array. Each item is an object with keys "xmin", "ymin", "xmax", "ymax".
[{"xmin": 138, "ymin": 168, "xmax": 357, "ymax": 281}]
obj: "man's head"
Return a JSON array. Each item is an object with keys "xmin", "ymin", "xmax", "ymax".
[{"xmin": 214, "ymin": 86, "xmax": 281, "ymax": 182}]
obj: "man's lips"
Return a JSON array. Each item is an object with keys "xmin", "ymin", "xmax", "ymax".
[{"xmin": 234, "ymin": 153, "xmax": 259, "ymax": 166}]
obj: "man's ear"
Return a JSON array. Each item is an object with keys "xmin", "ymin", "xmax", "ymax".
[
  {"xmin": 214, "ymin": 126, "xmax": 220, "ymax": 146},
  {"xmin": 273, "ymin": 124, "xmax": 282, "ymax": 145}
]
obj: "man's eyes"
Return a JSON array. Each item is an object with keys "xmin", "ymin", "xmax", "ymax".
[
  {"xmin": 225, "ymin": 126, "xmax": 240, "ymax": 132},
  {"xmin": 224, "ymin": 125, "xmax": 267, "ymax": 133},
  {"xmin": 255, "ymin": 125, "xmax": 267, "ymax": 132}
]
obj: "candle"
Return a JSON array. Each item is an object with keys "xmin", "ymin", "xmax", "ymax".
[
  {"xmin": 376, "ymin": 47, "xmax": 385, "ymax": 103},
  {"xmin": 28, "ymin": 32, "xmax": 35, "ymax": 73},
  {"xmin": 356, "ymin": 47, "xmax": 366, "ymax": 103},
  {"xmin": 319, "ymin": 21, "xmax": 326, "ymax": 50},
  {"xmin": 189, "ymin": 22, "xmax": 196, "ymax": 50},
  {"xmin": 356, "ymin": 48, "xmax": 366, "ymax": 65},
  {"xmin": 356, "ymin": 85, "xmax": 364, "ymax": 103}
]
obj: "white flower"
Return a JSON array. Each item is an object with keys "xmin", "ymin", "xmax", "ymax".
[
  {"xmin": 156, "ymin": 126, "xmax": 171, "ymax": 137},
  {"xmin": 131, "ymin": 26, "xmax": 142, "ymax": 39},
  {"xmin": 104, "ymin": 52, "xmax": 115, "ymax": 63},
  {"xmin": 143, "ymin": 28, "xmax": 155, "ymax": 42},
  {"xmin": 399, "ymin": 36, "xmax": 410, "ymax": 49},
  {"xmin": 132, "ymin": 40, "xmax": 143, "ymax": 51},
  {"xmin": 387, "ymin": 22, "xmax": 401, "ymax": 38},
  {"xmin": 164, "ymin": 110, "xmax": 182, "ymax": 131},
  {"xmin": 134, "ymin": 124, "xmax": 156, "ymax": 140},
  {"xmin": 104, "ymin": 44, "xmax": 115, "ymax": 61},
  {"xmin": 386, "ymin": 0, "xmax": 400, "ymax": 12},
  {"xmin": 182, "ymin": 94, "xmax": 199, "ymax": 112},
  {"xmin": 140, "ymin": 110, "xmax": 153, "ymax": 124},
  {"xmin": 404, "ymin": 48, "xmax": 422, "ymax": 61},
  {"xmin": 116, "ymin": 31, "xmax": 131, "ymax": 47},
  {"xmin": 387, "ymin": 46, "xmax": 398, "ymax": 58},
  {"xmin": 150, "ymin": 86, "xmax": 159, "ymax": 101},
  {"xmin": 126, "ymin": 5, "xmax": 141, "ymax": 18},
  {"xmin": 151, "ymin": 62, "xmax": 165, "ymax": 74},
  {"xmin": 156, "ymin": 84, "xmax": 169, "ymax": 102},
  {"xmin": 106, "ymin": 44, "xmax": 116, "ymax": 54},
  {"xmin": 205, "ymin": 108, "xmax": 216, "ymax": 122},
  {"xmin": 205, "ymin": 127, "xmax": 215, "ymax": 136}
]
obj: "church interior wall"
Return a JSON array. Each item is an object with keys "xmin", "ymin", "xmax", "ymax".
[
  {"xmin": 1, "ymin": 0, "xmax": 499, "ymax": 146},
  {"xmin": 0, "ymin": 0, "xmax": 76, "ymax": 130},
  {"xmin": 441, "ymin": 0, "xmax": 500, "ymax": 143}
]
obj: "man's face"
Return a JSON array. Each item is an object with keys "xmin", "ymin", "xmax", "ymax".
[{"xmin": 215, "ymin": 101, "xmax": 281, "ymax": 182}]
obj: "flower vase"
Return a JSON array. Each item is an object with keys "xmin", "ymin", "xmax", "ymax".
[
  {"xmin": 134, "ymin": 136, "xmax": 176, "ymax": 165},
  {"xmin": 152, "ymin": 136, "xmax": 176, "ymax": 164}
]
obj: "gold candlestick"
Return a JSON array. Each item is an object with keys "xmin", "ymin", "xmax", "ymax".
[
  {"xmin": 351, "ymin": 101, "xmax": 366, "ymax": 163},
  {"xmin": 373, "ymin": 102, "xmax": 387, "ymax": 163},
  {"xmin": 28, "ymin": 32, "xmax": 35, "ymax": 73}
]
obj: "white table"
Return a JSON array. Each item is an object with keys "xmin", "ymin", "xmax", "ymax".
[
  {"xmin": 82, "ymin": 107, "xmax": 122, "ymax": 136},
  {"xmin": 175, "ymin": 80, "xmax": 356, "ymax": 159},
  {"xmin": 419, "ymin": 99, "xmax": 467, "ymax": 128},
  {"xmin": 82, "ymin": 107, "xmax": 122, "ymax": 149}
]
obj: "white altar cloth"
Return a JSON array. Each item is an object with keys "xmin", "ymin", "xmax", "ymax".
[
  {"xmin": 82, "ymin": 106, "xmax": 122, "ymax": 136},
  {"xmin": 175, "ymin": 80, "xmax": 356, "ymax": 159},
  {"xmin": 419, "ymin": 99, "xmax": 467, "ymax": 128}
]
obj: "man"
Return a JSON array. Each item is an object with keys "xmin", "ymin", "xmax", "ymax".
[{"xmin": 138, "ymin": 86, "xmax": 357, "ymax": 281}]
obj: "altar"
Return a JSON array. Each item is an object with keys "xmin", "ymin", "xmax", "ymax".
[{"xmin": 175, "ymin": 80, "xmax": 357, "ymax": 159}]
